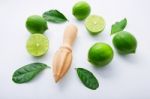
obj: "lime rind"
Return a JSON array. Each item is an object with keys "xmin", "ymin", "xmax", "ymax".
[
  {"xmin": 26, "ymin": 34, "xmax": 49, "ymax": 56},
  {"xmin": 85, "ymin": 15, "xmax": 105, "ymax": 35}
]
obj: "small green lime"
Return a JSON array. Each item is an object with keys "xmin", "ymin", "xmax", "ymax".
[
  {"xmin": 112, "ymin": 31, "xmax": 137, "ymax": 54},
  {"xmin": 72, "ymin": 1, "xmax": 91, "ymax": 20},
  {"xmin": 88, "ymin": 42, "xmax": 114, "ymax": 67},
  {"xmin": 26, "ymin": 34, "xmax": 49, "ymax": 56},
  {"xmin": 26, "ymin": 15, "xmax": 48, "ymax": 34},
  {"xmin": 85, "ymin": 15, "xmax": 105, "ymax": 35}
]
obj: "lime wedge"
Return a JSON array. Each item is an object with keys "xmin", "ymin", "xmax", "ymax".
[
  {"xmin": 85, "ymin": 15, "xmax": 105, "ymax": 35},
  {"xmin": 26, "ymin": 34, "xmax": 49, "ymax": 56}
]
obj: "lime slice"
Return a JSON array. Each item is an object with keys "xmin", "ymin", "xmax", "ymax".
[
  {"xmin": 26, "ymin": 34, "xmax": 49, "ymax": 56},
  {"xmin": 85, "ymin": 15, "xmax": 105, "ymax": 35}
]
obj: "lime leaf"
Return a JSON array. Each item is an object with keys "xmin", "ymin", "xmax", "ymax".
[
  {"xmin": 12, "ymin": 63, "xmax": 48, "ymax": 83},
  {"xmin": 42, "ymin": 10, "xmax": 68, "ymax": 23},
  {"xmin": 76, "ymin": 68, "xmax": 99, "ymax": 90},
  {"xmin": 111, "ymin": 18, "xmax": 127, "ymax": 35}
]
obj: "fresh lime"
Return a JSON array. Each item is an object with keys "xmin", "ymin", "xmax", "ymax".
[
  {"xmin": 26, "ymin": 34, "xmax": 49, "ymax": 56},
  {"xmin": 112, "ymin": 31, "xmax": 137, "ymax": 54},
  {"xmin": 26, "ymin": 15, "xmax": 48, "ymax": 34},
  {"xmin": 88, "ymin": 42, "xmax": 113, "ymax": 67},
  {"xmin": 72, "ymin": 1, "xmax": 91, "ymax": 20},
  {"xmin": 85, "ymin": 15, "xmax": 105, "ymax": 35}
]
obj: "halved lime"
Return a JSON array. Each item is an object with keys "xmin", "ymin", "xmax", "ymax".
[
  {"xmin": 85, "ymin": 15, "xmax": 105, "ymax": 35},
  {"xmin": 26, "ymin": 34, "xmax": 49, "ymax": 56}
]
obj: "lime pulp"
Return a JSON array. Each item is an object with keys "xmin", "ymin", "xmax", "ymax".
[
  {"xmin": 85, "ymin": 15, "xmax": 105, "ymax": 35},
  {"xmin": 26, "ymin": 34, "xmax": 49, "ymax": 56}
]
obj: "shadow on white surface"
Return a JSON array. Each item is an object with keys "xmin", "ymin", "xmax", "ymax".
[
  {"xmin": 92, "ymin": 62, "xmax": 116, "ymax": 79},
  {"xmin": 117, "ymin": 51, "xmax": 141, "ymax": 65},
  {"xmin": 53, "ymin": 68, "xmax": 73, "ymax": 90}
]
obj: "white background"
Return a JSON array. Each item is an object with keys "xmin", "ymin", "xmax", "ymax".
[{"xmin": 0, "ymin": 0, "xmax": 150, "ymax": 99}]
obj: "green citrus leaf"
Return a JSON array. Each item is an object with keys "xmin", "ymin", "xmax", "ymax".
[
  {"xmin": 42, "ymin": 10, "xmax": 68, "ymax": 23},
  {"xmin": 12, "ymin": 63, "xmax": 48, "ymax": 84},
  {"xmin": 111, "ymin": 18, "xmax": 127, "ymax": 35},
  {"xmin": 76, "ymin": 68, "xmax": 99, "ymax": 90}
]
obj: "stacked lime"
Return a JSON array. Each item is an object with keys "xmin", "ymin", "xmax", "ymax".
[
  {"xmin": 72, "ymin": 1, "xmax": 105, "ymax": 35},
  {"xmin": 25, "ymin": 15, "xmax": 49, "ymax": 56}
]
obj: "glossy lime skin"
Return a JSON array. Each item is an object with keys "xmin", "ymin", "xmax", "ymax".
[
  {"xmin": 72, "ymin": 1, "xmax": 91, "ymax": 20},
  {"xmin": 26, "ymin": 15, "xmax": 48, "ymax": 34},
  {"xmin": 88, "ymin": 42, "xmax": 114, "ymax": 67},
  {"xmin": 113, "ymin": 31, "xmax": 137, "ymax": 54}
]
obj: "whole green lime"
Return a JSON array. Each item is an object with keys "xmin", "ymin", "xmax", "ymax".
[
  {"xmin": 88, "ymin": 42, "xmax": 114, "ymax": 67},
  {"xmin": 112, "ymin": 31, "xmax": 137, "ymax": 54},
  {"xmin": 72, "ymin": 1, "xmax": 91, "ymax": 20},
  {"xmin": 26, "ymin": 15, "xmax": 48, "ymax": 34}
]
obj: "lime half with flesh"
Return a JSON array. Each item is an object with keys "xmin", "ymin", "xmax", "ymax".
[
  {"xmin": 85, "ymin": 15, "xmax": 105, "ymax": 35},
  {"xmin": 26, "ymin": 34, "xmax": 49, "ymax": 56}
]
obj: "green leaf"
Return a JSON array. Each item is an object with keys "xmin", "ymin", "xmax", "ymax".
[
  {"xmin": 42, "ymin": 10, "xmax": 68, "ymax": 23},
  {"xmin": 111, "ymin": 18, "xmax": 127, "ymax": 35},
  {"xmin": 12, "ymin": 63, "xmax": 48, "ymax": 84},
  {"xmin": 76, "ymin": 68, "xmax": 99, "ymax": 90}
]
